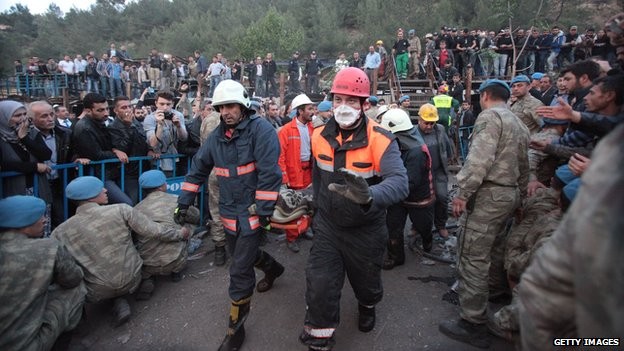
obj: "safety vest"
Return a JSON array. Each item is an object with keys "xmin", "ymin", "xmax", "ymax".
[{"xmin": 432, "ymin": 94, "xmax": 454, "ymax": 126}]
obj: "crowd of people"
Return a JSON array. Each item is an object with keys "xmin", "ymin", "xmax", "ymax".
[{"xmin": 1, "ymin": 13, "xmax": 624, "ymax": 351}]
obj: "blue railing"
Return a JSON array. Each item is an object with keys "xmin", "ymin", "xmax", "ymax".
[
  {"xmin": 0, "ymin": 154, "xmax": 204, "ymax": 222},
  {"xmin": 3, "ymin": 73, "xmax": 70, "ymax": 98}
]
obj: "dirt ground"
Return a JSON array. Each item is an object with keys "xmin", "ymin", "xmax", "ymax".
[{"xmin": 66, "ymin": 229, "xmax": 512, "ymax": 351}]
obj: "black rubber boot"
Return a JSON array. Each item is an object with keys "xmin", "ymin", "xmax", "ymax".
[
  {"xmin": 255, "ymin": 251, "xmax": 285, "ymax": 293},
  {"xmin": 215, "ymin": 245, "xmax": 227, "ymax": 267},
  {"xmin": 439, "ymin": 318, "xmax": 491, "ymax": 349},
  {"xmin": 218, "ymin": 297, "xmax": 251, "ymax": 351},
  {"xmin": 358, "ymin": 304, "xmax": 376, "ymax": 332},
  {"xmin": 382, "ymin": 238, "xmax": 405, "ymax": 270}
]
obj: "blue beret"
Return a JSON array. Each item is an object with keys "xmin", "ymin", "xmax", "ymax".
[
  {"xmin": 408, "ymin": 29, "xmax": 416, "ymax": 35},
  {"xmin": 288, "ymin": 109, "xmax": 297, "ymax": 119},
  {"xmin": 511, "ymin": 75, "xmax": 531, "ymax": 84},
  {"xmin": 139, "ymin": 170, "xmax": 167, "ymax": 189},
  {"xmin": 531, "ymin": 72, "xmax": 544, "ymax": 80},
  {"xmin": 542, "ymin": 117, "xmax": 569, "ymax": 125},
  {"xmin": 368, "ymin": 96, "xmax": 379, "ymax": 104},
  {"xmin": 317, "ymin": 100, "xmax": 332, "ymax": 112},
  {"xmin": 66, "ymin": 176, "xmax": 104, "ymax": 200},
  {"xmin": 563, "ymin": 178, "xmax": 580, "ymax": 202},
  {"xmin": 0, "ymin": 196, "xmax": 46, "ymax": 228},
  {"xmin": 399, "ymin": 95, "xmax": 410, "ymax": 103},
  {"xmin": 478, "ymin": 79, "xmax": 511, "ymax": 94}
]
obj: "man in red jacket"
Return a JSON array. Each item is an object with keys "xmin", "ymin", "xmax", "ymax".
[{"xmin": 278, "ymin": 93, "xmax": 315, "ymax": 252}]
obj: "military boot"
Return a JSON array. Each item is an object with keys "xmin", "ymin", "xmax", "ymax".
[
  {"xmin": 357, "ymin": 304, "xmax": 376, "ymax": 332},
  {"xmin": 382, "ymin": 238, "xmax": 405, "ymax": 270},
  {"xmin": 439, "ymin": 318, "xmax": 491, "ymax": 349},
  {"xmin": 136, "ymin": 277, "xmax": 155, "ymax": 301},
  {"xmin": 112, "ymin": 297, "xmax": 131, "ymax": 327},
  {"xmin": 215, "ymin": 245, "xmax": 227, "ymax": 267},
  {"xmin": 218, "ymin": 297, "xmax": 251, "ymax": 351},
  {"xmin": 255, "ymin": 251, "xmax": 285, "ymax": 293}
]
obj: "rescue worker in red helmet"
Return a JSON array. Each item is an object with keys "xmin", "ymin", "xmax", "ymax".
[
  {"xmin": 174, "ymin": 79, "xmax": 284, "ymax": 351},
  {"xmin": 299, "ymin": 67, "xmax": 409, "ymax": 350}
]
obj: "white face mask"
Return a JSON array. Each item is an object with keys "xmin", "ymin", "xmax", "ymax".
[{"xmin": 333, "ymin": 104, "xmax": 361, "ymax": 128}]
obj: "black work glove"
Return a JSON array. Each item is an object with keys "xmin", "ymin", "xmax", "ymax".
[
  {"xmin": 259, "ymin": 216, "xmax": 272, "ymax": 231},
  {"xmin": 328, "ymin": 168, "xmax": 373, "ymax": 205},
  {"xmin": 174, "ymin": 204, "xmax": 189, "ymax": 225}
]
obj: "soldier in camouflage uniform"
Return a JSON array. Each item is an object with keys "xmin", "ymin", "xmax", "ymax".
[
  {"xmin": 526, "ymin": 118, "xmax": 569, "ymax": 195},
  {"xmin": 439, "ymin": 79, "xmax": 530, "ymax": 349},
  {"xmin": 0, "ymin": 196, "xmax": 86, "ymax": 351},
  {"xmin": 519, "ymin": 123, "xmax": 624, "ymax": 351},
  {"xmin": 509, "ymin": 75, "xmax": 544, "ymax": 135},
  {"xmin": 200, "ymin": 102, "xmax": 228, "ymax": 266},
  {"xmin": 52, "ymin": 176, "xmax": 189, "ymax": 326},
  {"xmin": 134, "ymin": 170, "xmax": 198, "ymax": 299},
  {"xmin": 408, "ymin": 29, "xmax": 422, "ymax": 79}
]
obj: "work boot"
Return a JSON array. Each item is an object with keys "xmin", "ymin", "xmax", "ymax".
[
  {"xmin": 136, "ymin": 277, "xmax": 155, "ymax": 301},
  {"xmin": 438, "ymin": 318, "xmax": 491, "ymax": 349},
  {"xmin": 287, "ymin": 240, "xmax": 300, "ymax": 253},
  {"xmin": 218, "ymin": 297, "xmax": 251, "ymax": 351},
  {"xmin": 382, "ymin": 238, "xmax": 405, "ymax": 270},
  {"xmin": 255, "ymin": 251, "xmax": 285, "ymax": 293},
  {"xmin": 357, "ymin": 304, "xmax": 376, "ymax": 332},
  {"xmin": 112, "ymin": 297, "xmax": 131, "ymax": 327},
  {"xmin": 171, "ymin": 271, "xmax": 183, "ymax": 282},
  {"xmin": 422, "ymin": 233, "xmax": 433, "ymax": 253},
  {"xmin": 215, "ymin": 245, "xmax": 227, "ymax": 267}
]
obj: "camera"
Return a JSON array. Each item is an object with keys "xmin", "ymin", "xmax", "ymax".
[{"xmin": 163, "ymin": 111, "xmax": 174, "ymax": 120}]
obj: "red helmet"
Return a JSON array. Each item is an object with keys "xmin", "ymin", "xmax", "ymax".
[{"xmin": 331, "ymin": 67, "xmax": 370, "ymax": 98}]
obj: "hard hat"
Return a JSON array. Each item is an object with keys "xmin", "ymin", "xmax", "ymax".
[
  {"xmin": 211, "ymin": 79, "xmax": 251, "ymax": 111},
  {"xmin": 330, "ymin": 67, "xmax": 370, "ymax": 98},
  {"xmin": 375, "ymin": 105, "xmax": 389, "ymax": 121},
  {"xmin": 376, "ymin": 40, "xmax": 383, "ymax": 45},
  {"xmin": 438, "ymin": 85, "xmax": 449, "ymax": 94},
  {"xmin": 418, "ymin": 103, "xmax": 439, "ymax": 122},
  {"xmin": 380, "ymin": 108, "xmax": 413, "ymax": 133},
  {"xmin": 291, "ymin": 93, "xmax": 314, "ymax": 110},
  {"xmin": 425, "ymin": 33, "xmax": 433, "ymax": 39}
]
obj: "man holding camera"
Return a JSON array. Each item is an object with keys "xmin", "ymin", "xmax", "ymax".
[{"xmin": 143, "ymin": 91, "xmax": 188, "ymax": 176}]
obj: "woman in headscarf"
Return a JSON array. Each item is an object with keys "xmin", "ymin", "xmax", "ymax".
[{"xmin": 0, "ymin": 100, "xmax": 52, "ymax": 202}]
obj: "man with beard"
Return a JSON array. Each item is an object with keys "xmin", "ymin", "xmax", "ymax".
[{"xmin": 175, "ymin": 80, "xmax": 284, "ymax": 351}]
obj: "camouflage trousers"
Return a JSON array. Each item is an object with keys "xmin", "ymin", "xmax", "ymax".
[
  {"xmin": 493, "ymin": 285, "xmax": 520, "ymax": 331},
  {"xmin": 142, "ymin": 246, "xmax": 187, "ymax": 278},
  {"xmin": 25, "ymin": 283, "xmax": 86, "ymax": 351},
  {"xmin": 86, "ymin": 270, "xmax": 141, "ymax": 303},
  {"xmin": 458, "ymin": 185, "xmax": 520, "ymax": 324},
  {"xmin": 208, "ymin": 171, "xmax": 226, "ymax": 246}
]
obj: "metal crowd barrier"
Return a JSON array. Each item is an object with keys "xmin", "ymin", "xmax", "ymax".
[{"xmin": 0, "ymin": 154, "xmax": 204, "ymax": 222}]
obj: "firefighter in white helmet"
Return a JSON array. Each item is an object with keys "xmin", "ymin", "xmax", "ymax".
[{"xmin": 175, "ymin": 79, "xmax": 284, "ymax": 351}]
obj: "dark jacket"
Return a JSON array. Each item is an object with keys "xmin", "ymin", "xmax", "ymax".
[
  {"xmin": 71, "ymin": 116, "xmax": 119, "ymax": 180},
  {"xmin": 178, "ymin": 114, "xmax": 282, "ymax": 235},
  {"xmin": 395, "ymin": 128, "xmax": 435, "ymax": 206},
  {"xmin": 263, "ymin": 60, "xmax": 277, "ymax": 79},
  {"xmin": 108, "ymin": 117, "xmax": 151, "ymax": 177}
]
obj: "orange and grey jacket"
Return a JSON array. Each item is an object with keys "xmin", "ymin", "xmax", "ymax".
[{"xmin": 312, "ymin": 116, "xmax": 409, "ymax": 227}]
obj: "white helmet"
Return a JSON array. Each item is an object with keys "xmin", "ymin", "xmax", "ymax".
[
  {"xmin": 212, "ymin": 80, "xmax": 251, "ymax": 111},
  {"xmin": 380, "ymin": 108, "xmax": 413, "ymax": 133},
  {"xmin": 291, "ymin": 93, "xmax": 314, "ymax": 110}
]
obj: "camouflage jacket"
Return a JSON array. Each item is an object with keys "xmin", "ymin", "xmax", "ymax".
[
  {"xmin": 52, "ymin": 202, "xmax": 184, "ymax": 301},
  {"xmin": 456, "ymin": 105, "xmax": 530, "ymax": 201},
  {"xmin": 0, "ymin": 232, "xmax": 83, "ymax": 350},
  {"xmin": 510, "ymin": 94, "xmax": 544, "ymax": 135},
  {"xmin": 529, "ymin": 128, "xmax": 562, "ymax": 182},
  {"xmin": 134, "ymin": 191, "xmax": 200, "ymax": 266}
]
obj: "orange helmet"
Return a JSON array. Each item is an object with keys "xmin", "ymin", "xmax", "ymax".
[
  {"xmin": 331, "ymin": 67, "xmax": 370, "ymax": 98},
  {"xmin": 438, "ymin": 85, "xmax": 449, "ymax": 94}
]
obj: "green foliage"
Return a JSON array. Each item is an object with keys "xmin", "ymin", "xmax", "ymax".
[
  {"xmin": 233, "ymin": 8, "xmax": 304, "ymax": 60},
  {"xmin": 0, "ymin": 0, "xmax": 612, "ymax": 76}
]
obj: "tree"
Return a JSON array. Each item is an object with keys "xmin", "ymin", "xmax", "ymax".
[{"xmin": 234, "ymin": 8, "xmax": 304, "ymax": 60}]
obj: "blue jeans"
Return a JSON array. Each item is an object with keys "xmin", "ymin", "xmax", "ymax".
[
  {"xmin": 254, "ymin": 76, "xmax": 266, "ymax": 97},
  {"xmin": 86, "ymin": 77, "xmax": 99, "ymax": 93},
  {"xmin": 493, "ymin": 54, "xmax": 508, "ymax": 78},
  {"xmin": 109, "ymin": 77, "xmax": 123, "ymax": 98},
  {"xmin": 209, "ymin": 75, "xmax": 222, "ymax": 98}
]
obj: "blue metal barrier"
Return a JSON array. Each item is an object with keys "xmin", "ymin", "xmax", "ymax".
[{"xmin": 0, "ymin": 154, "xmax": 204, "ymax": 222}]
